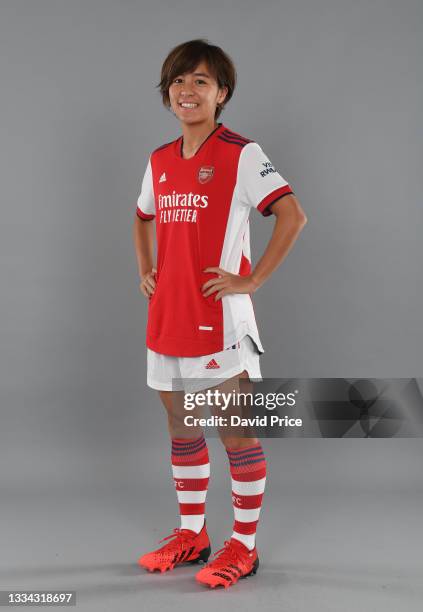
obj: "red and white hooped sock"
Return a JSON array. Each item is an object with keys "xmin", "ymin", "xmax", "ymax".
[
  {"xmin": 226, "ymin": 442, "xmax": 267, "ymax": 550},
  {"xmin": 171, "ymin": 434, "xmax": 210, "ymax": 533}
]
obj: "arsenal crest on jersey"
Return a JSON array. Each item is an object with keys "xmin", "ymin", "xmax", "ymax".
[{"xmin": 198, "ymin": 165, "xmax": 214, "ymax": 184}]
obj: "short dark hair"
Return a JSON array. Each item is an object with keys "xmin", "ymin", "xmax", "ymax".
[{"xmin": 157, "ymin": 39, "xmax": 237, "ymax": 119}]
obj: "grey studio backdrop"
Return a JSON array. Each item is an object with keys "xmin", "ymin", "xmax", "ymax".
[{"xmin": 1, "ymin": 1, "xmax": 422, "ymax": 611}]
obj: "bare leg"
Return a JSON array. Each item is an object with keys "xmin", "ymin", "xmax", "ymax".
[
  {"xmin": 158, "ymin": 389, "xmax": 203, "ymax": 440},
  {"xmin": 211, "ymin": 370, "xmax": 260, "ymax": 450}
]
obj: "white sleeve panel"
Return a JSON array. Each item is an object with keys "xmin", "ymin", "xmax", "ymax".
[
  {"xmin": 236, "ymin": 142, "xmax": 294, "ymax": 217},
  {"xmin": 136, "ymin": 157, "xmax": 155, "ymax": 219}
]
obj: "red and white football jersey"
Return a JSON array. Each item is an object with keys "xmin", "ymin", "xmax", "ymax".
[{"xmin": 136, "ymin": 123, "xmax": 294, "ymax": 357}]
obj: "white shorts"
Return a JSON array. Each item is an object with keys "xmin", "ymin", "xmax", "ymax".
[{"xmin": 147, "ymin": 334, "xmax": 262, "ymax": 393}]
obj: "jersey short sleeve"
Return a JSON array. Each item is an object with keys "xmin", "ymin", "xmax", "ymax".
[
  {"xmin": 136, "ymin": 156, "xmax": 155, "ymax": 220},
  {"xmin": 236, "ymin": 142, "xmax": 294, "ymax": 217}
]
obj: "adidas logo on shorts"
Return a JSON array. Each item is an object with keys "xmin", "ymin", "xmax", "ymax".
[{"xmin": 205, "ymin": 359, "xmax": 220, "ymax": 369}]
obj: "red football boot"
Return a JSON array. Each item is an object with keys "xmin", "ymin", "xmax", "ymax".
[
  {"xmin": 195, "ymin": 537, "xmax": 259, "ymax": 588},
  {"xmin": 138, "ymin": 522, "xmax": 211, "ymax": 573}
]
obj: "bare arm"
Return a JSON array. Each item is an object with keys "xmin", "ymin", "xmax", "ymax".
[
  {"xmin": 202, "ymin": 194, "xmax": 307, "ymax": 299},
  {"xmin": 250, "ymin": 194, "xmax": 307, "ymax": 290},
  {"xmin": 133, "ymin": 214, "xmax": 156, "ymax": 298}
]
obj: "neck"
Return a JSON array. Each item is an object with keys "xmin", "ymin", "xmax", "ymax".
[{"xmin": 181, "ymin": 120, "xmax": 220, "ymax": 155}]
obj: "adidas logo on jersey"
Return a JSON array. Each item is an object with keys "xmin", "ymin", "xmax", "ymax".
[
  {"xmin": 205, "ymin": 359, "xmax": 220, "ymax": 369},
  {"xmin": 159, "ymin": 172, "xmax": 167, "ymax": 183}
]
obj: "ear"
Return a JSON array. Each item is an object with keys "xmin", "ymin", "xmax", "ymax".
[{"xmin": 218, "ymin": 86, "xmax": 228, "ymax": 105}]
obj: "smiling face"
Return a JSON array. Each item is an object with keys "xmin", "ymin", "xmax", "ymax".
[{"xmin": 168, "ymin": 60, "xmax": 228, "ymax": 126}]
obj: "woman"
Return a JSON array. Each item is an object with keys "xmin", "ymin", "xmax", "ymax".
[{"xmin": 133, "ymin": 39, "xmax": 307, "ymax": 589}]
